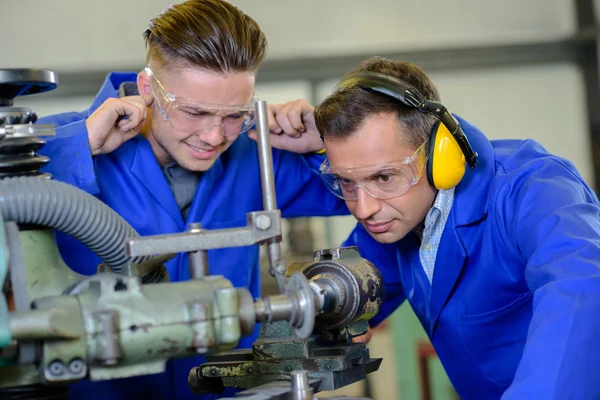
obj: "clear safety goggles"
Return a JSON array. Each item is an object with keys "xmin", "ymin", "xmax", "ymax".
[
  {"xmin": 145, "ymin": 67, "xmax": 257, "ymax": 137},
  {"xmin": 319, "ymin": 140, "xmax": 429, "ymax": 201}
]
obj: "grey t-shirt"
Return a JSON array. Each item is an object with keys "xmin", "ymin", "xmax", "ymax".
[
  {"xmin": 161, "ymin": 162, "xmax": 202, "ymax": 220},
  {"xmin": 119, "ymin": 82, "xmax": 201, "ymax": 220}
]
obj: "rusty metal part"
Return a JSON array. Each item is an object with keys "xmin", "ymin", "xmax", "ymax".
[
  {"xmin": 189, "ymin": 321, "xmax": 382, "ymax": 395},
  {"xmin": 288, "ymin": 247, "xmax": 384, "ymax": 334}
]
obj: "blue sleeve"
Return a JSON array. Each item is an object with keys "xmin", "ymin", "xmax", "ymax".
[
  {"xmin": 37, "ymin": 112, "xmax": 99, "ymax": 195},
  {"xmin": 500, "ymin": 159, "xmax": 600, "ymax": 399},
  {"xmin": 342, "ymin": 223, "xmax": 405, "ymax": 327},
  {"xmin": 273, "ymin": 150, "xmax": 349, "ymax": 217}
]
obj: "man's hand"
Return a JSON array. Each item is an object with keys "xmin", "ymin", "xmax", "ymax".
[
  {"xmin": 352, "ymin": 325, "xmax": 374, "ymax": 345},
  {"xmin": 86, "ymin": 96, "xmax": 151, "ymax": 156},
  {"xmin": 248, "ymin": 99, "xmax": 324, "ymax": 154}
]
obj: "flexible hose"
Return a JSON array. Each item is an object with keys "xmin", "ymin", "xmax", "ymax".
[{"xmin": 0, "ymin": 176, "xmax": 152, "ymax": 271}]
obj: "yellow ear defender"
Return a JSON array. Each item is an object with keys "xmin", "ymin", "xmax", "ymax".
[
  {"xmin": 334, "ymin": 71, "xmax": 478, "ymax": 190},
  {"xmin": 427, "ymin": 121, "xmax": 467, "ymax": 190}
]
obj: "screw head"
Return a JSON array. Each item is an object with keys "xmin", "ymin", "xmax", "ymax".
[
  {"xmin": 254, "ymin": 215, "xmax": 271, "ymax": 231},
  {"xmin": 69, "ymin": 359, "xmax": 85, "ymax": 374},
  {"xmin": 48, "ymin": 360, "xmax": 65, "ymax": 376}
]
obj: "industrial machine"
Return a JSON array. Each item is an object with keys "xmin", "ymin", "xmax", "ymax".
[{"xmin": 0, "ymin": 69, "xmax": 385, "ymax": 400}]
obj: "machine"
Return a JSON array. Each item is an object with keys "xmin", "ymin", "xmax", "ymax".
[{"xmin": 0, "ymin": 69, "xmax": 385, "ymax": 400}]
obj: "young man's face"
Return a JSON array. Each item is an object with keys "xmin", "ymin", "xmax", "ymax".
[
  {"xmin": 324, "ymin": 112, "xmax": 437, "ymax": 244},
  {"xmin": 140, "ymin": 66, "xmax": 256, "ymax": 170}
]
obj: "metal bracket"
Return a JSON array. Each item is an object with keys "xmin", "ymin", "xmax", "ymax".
[{"xmin": 125, "ymin": 210, "xmax": 282, "ymax": 257}]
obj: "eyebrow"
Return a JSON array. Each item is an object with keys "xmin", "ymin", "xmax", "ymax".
[
  {"xmin": 365, "ymin": 167, "xmax": 398, "ymax": 180},
  {"xmin": 332, "ymin": 166, "xmax": 399, "ymax": 181}
]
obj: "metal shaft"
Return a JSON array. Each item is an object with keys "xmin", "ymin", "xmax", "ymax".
[
  {"xmin": 255, "ymin": 100, "xmax": 277, "ymax": 212},
  {"xmin": 255, "ymin": 100, "xmax": 286, "ymax": 293},
  {"xmin": 291, "ymin": 370, "xmax": 313, "ymax": 400}
]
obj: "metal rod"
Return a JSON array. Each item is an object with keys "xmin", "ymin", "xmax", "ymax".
[
  {"xmin": 188, "ymin": 223, "xmax": 209, "ymax": 278},
  {"xmin": 254, "ymin": 100, "xmax": 286, "ymax": 293},
  {"xmin": 291, "ymin": 370, "xmax": 313, "ymax": 400},
  {"xmin": 255, "ymin": 100, "xmax": 277, "ymax": 211},
  {"xmin": 125, "ymin": 211, "xmax": 281, "ymax": 257},
  {"xmin": 9, "ymin": 308, "xmax": 80, "ymax": 339}
]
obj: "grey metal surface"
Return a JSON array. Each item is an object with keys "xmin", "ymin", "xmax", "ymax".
[
  {"xmin": 125, "ymin": 210, "xmax": 282, "ymax": 257},
  {"xmin": 0, "ymin": 124, "xmax": 55, "ymax": 138},
  {"xmin": 284, "ymin": 273, "xmax": 316, "ymax": 340},
  {"xmin": 253, "ymin": 273, "xmax": 316, "ymax": 340}
]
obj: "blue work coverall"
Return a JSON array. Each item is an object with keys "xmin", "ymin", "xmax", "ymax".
[
  {"xmin": 37, "ymin": 72, "xmax": 348, "ymax": 400},
  {"xmin": 348, "ymin": 117, "xmax": 600, "ymax": 399}
]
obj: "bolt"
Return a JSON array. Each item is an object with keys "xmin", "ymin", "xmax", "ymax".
[
  {"xmin": 324, "ymin": 364, "xmax": 331, "ymax": 370},
  {"xmin": 189, "ymin": 222, "xmax": 202, "ymax": 233},
  {"xmin": 210, "ymin": 368, "xmax": 217, "ymax": 376},
  {"xmin": 286, "ymin": 366, "xmax": 292, "ymax": 372},
  {"xmin": 247, "ymin": 368, "xmax": 254, "ymax": 374},
  {"xmin": 254, "ymin": 215, "xmax": 271, "ymax": 231},
  {"xmin": 48, "ymin": 360, "xmax": 65, "ymax": 376},
  {"xmin": 69, "ymin": 359, "xmax": 85, "ymax": 375}
]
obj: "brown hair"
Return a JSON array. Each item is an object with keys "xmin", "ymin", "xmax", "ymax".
[
  {"xmin": 144, "ymin": 0, "xmax": 267, "ymax": 74},
  {"xmin": 315, "ymin": 57, "xmax": 441, "ymax": 149}
]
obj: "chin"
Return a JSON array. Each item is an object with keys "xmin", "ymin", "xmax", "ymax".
[
  {"xmin": 182, "ymin": 157, "xmax": 217, "ymax": 172},
  {"xmin": 358, "ymin": 219, "xmax": 408, "ymax": 244},
  {"xmin": 175, "ymin": 154, "xmax": 218, "ymax": 172},
  {"xmin": 367, "ymin": 231, "xmax": 402, "ymax": 244}
]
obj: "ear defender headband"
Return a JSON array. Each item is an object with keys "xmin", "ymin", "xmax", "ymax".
[{"xmin": 334, "ymin": 71, "xmax": 478, "ymax": 190}]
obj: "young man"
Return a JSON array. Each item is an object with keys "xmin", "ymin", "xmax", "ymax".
[
  {"xmin": 37, "ymin": 1, "xmax": 346, "ymax": 399},
  {"xmin": 313, "ymin": 56, "xmax": 600, "ymax": 399}
]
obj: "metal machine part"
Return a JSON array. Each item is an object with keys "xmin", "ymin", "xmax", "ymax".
[
  {"xmin": 1, "ymin": 221, "xmax": 319, "ymax": 386},
  {"xmin": 189, "ymin": 247, "xmax": 384, "ymax": 398},
  {"xmin": 289, "ymin": 247, "xmax": 384, "ymax": 339},
  {"xmin": 0, "ymin": 69, "xmax": 57, "ymax": 178}
]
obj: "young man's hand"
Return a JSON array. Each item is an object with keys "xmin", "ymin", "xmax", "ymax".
[
  {"xmin": 86, "ymin": 96, "xmax": 151, "ymax": 156},
  {"xmin": 248, "ymin": 99, "xmax": 325, "ymax": 154}
]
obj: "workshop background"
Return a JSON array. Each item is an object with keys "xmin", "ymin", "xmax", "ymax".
[{"xmin": 3, "ymin": 0, "xmax": 600, "ymax": 398}]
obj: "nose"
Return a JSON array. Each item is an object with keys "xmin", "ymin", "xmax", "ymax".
[
  {"xmin": 353, "ymin": 187, "xmax": 382, "ymax": 221},
  {"xmin": 198, "ymin": 123, "xmax": 226, "ymax": 147}
]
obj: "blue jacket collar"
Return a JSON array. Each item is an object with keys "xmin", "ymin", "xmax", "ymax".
[
  {"xmin": 426, "ymin": 116, "xmax": 495, "ymax": 336},
  {"xmin": 452, "ymin": 115, "xmax": 495, "ymax": 226},
  {"xmin": 89, "ymin": 72, "xmax": 139, "ymax": 116}
]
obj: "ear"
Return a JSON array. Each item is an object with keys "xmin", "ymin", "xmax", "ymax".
[{"xmin": 137, "ymin": 70, "xmax": 154, "ymax": 107}]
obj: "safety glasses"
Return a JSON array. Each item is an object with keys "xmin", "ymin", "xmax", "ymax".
[
  {"xmin": 320, "ymin": 140, "xmax": 428, "ymax": 201},
  {"xmin": 145, "ymin": 67, "xmax": 257, "ymax": 137}
]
